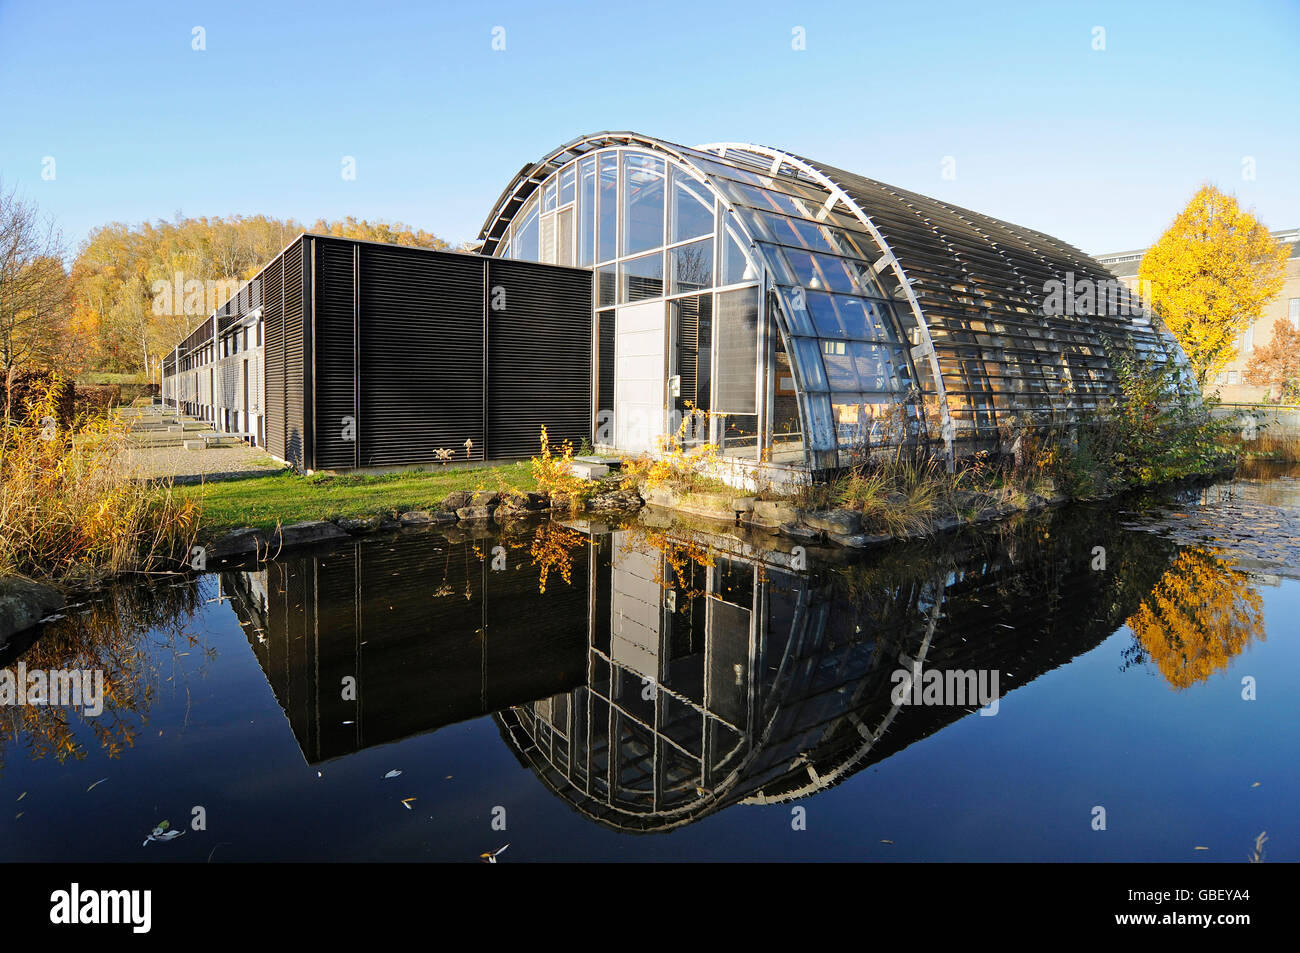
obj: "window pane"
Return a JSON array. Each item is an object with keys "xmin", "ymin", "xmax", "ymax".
[
  {"xmin": 619, "ymin": 252, "xmax": 663, "ymax": 303},
  {"xmin": 791, "ymin": 336, "xmax": 828, "ymax": 391},
  {"xmin": 557, "ymin": 207, "xmax": 573, "ymax": 267},
  {"xmin": 671, "ymin": 171, "xmax": 714, "ymax": 243},
  {"xmin": 720, "ymin": 228, "xmax": 755, "ymax": 285},
  {"xmin": 720, "ymin": 413, "xmax": 758, "ymax": 454},
  {"xmin": 513, "ymin": 197, "xmax": 539, "ymax": 261},
  {"xmin": 715, "ymin": 287, "xmax": 759, "ymax": 414},
  {"xmin": 821, "ymin": 341, "xmax": 896, "ymax": 391},
  {"xmin": 540, "ymin": 213, "xmax": 556, "ymax": 263},
  {"xmin": 670, "ymin": 239, "xmax": 713, "ymax": 294},
  {"xmin": 543, "ymin": 181, "xmax": 557, "ymax": 212},
  {"xmin": 807, "ymin": 291, "xmax": 894, "ymax": 341},
  {"xmin": 783, "ymin": 249, "xmax": 856, "ymax": 293},
  {"xmin": 671, "ymin": 294, "xmax": 712, "ymax": 442},
  {"xmin": 598, "ymin": 152, "xmax": 618, "ymax": 262},
  {"xmin": 832, "ymin": 393, "xmax": 906, "ymax": 448},
  {"xmin": 597, "ymin": 264, "xmax": 616, "ymax": 308},
  {"xmin": 622, "ymin": 153, "xmax": 665, "ymax": 256},
  {"xmin": 578, "ymin": 157, "xmax": 596, "ymax": 266},
  {"xmin": 770, "ymin": 325, "xmax": 801, "ymax": 445},
  {"xmin": 559, "ymin": 165, "xmax": 576, "ymax": 205}
]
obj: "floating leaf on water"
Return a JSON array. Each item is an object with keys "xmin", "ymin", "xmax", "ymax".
[
  {"xmin": 86, "ymin": 778, "xmax": 107, "ymax": 792},
  {"xmin": 384, "ymin": 770, "xmax": 402, "ymax": 779},
  {"xmin": 880, "ymin": 839, "xmax": 894, "ymax": 844},
  {"xmin": 480, "ymin": 843, "xmax": 510, "ymax": 863},
  {"xmin": 1251, "ymin": 782, "xmax": 1260, "ymax": 787},
  {"xmin": 401, "ymin": 798, "xmax": 416, "ymax": 810},
  {"xmin": 16, "ymin": 792, "xmax": 25, "ymax": 802},
  {"xmin": 1194, "ymin": 846, "xmax": 1209, "ymax": 851},
  {"xmin": 143, "ymin": 820, "xmax": 184, "ymax": 846}
]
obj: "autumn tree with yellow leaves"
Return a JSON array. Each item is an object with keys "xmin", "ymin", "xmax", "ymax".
[
  {"xmin": 1125, "ymin": 547, "xmax": 1265, "ymax": 690},
  {"xmin": 1138, "ymin": 185, "xmax": 1288, "ymax": 387}
]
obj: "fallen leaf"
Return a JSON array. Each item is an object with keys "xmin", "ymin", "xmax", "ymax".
[
  {"xmin": 1251, "ymin": 782, "xmax": 1260, "ymax": 787},
  {"xmin": 1194, "ymin": 846, "xmax": 1209, "ymax": 851},
  {"xmin": 86, "ymin": 778, "xmax": 107, "ymax": 792},
  {"xmin": 401, "ymin": 797, "xmax": 416, "ymax": 810},
  {"xmin": 880, "ymin": 839, "xmax": 894, "ymax": 845},
  {"xmin": 384, "ymin": 770, "xmax": 402, "ymax": 779},
  {"xmin": 16, "ymin": 792, "xmax": 25, "ymax": 802}
]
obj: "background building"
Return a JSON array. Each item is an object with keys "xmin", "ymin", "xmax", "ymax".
[{"xmin": 1097, "ymin": 229, "xmax": 1300, "ymax": 403}]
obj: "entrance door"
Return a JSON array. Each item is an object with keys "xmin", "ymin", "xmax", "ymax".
[{"xmin": 614, "ymin": 299, "xmax": 666, "ymax": 453}]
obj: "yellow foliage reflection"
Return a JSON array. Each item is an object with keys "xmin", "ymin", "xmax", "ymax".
[
  {"xmin": 0, "ymin": 581, "xmax": 206, "ymax": 773},
  {"xmin": 1125, "ymin": 547, "xmax": 1265, "ymax": 690},
  {"xmin": 529, "ymin": 523, "xmax": 586, "ymax": 594}
]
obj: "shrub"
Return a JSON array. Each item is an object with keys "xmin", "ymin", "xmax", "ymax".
[
  {"xmin": 531, "ymin": 425, "xmax": 594, "ymax": 512},
  {"xmin": 0, "ymin": 375, "xmax": 201, "ymax": 582}
]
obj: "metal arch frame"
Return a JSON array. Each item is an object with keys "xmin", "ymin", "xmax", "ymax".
[
  {"xmin": 695, "ymin": 142, "xmax": 956, "ymax": 470},
  {"xmin": 495, "ymin": 559, "xmax": 948, "ymax": 830},
  {"xmin": 477, "ymin": 131, "xmax": 827, "ymax": 468},
  {"xmin": 741, "ymin": 573, "xmax": 945, "ymax": 805}
]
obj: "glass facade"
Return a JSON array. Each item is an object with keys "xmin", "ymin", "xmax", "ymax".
[{"xmin": 480, "ymin": 133, "xmax": 1199, "ymax": 471}]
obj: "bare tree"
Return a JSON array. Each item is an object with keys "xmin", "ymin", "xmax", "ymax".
[{"xmin": 0, "ymin": 182, "xmax": 69, "ymax": 377}]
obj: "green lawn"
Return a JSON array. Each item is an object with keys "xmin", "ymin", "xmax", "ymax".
[{"xmin": 181, "ymin": 462, "xmax": 537, "ymax": 537}]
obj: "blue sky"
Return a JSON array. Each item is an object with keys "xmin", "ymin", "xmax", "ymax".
[{"xmin": 2, "ymin": 0, "xmax": 1297, "ymax": 257}]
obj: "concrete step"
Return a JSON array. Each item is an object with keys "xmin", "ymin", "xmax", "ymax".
[{"xmin": 568, "ymin": 461, "xmax": 610, "ymax": 480}]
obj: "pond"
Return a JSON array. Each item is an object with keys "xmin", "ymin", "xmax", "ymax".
[{"xmin": 2, "ymin": 464, "xmax": 1297, "ymax": 862}]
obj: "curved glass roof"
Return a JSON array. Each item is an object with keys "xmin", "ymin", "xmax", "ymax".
[{"xmin": 480, "ymin": 132, "xmax": 1198, "ymax": 470}]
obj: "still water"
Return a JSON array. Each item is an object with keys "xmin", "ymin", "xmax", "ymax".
[{"xmin": 3, "ymin": 465, "xmax": 1297, "ymax": 862}]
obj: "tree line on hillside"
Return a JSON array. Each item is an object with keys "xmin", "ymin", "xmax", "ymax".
[{"xmin": 0, "ymin": 180, "xmax": 456, "ymax": 388}]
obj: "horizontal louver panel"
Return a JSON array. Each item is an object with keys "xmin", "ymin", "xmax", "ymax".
[
  {"xmin": 313, "ymin": 239, "xmax": 357, "ymax": 469},
  {"xmin": 359, "ymin": 245, "xmax": 486, "ymax": 466},
  {"xmin": 487, "ymin": 259, "xmax": 592, "ymax": 458}
]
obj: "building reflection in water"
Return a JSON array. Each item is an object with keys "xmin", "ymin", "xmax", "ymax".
[{"xmin": 220, "ymin": 503, "xmax": 1258, "ymax": 834}]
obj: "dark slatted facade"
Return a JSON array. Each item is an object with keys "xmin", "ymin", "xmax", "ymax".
[
  {"xmin": 312, "ymin": 240, "xmax": 358, "ymax": 469},
  {"xmin": 169, "ymin": 233, "xmax": 592, "ymax": 473},
  {"xmin": 486, "ymin": 257, "xmax": 593, "ymax": 458},
  {"xmin": 282, "ymin": 240, "xmax": 307, "ymax": 469},
  {"xmin": 263, "ymin": 253, "xmax": 286, "ymax": 461},
  {"xmin": 357, "ymin": 242, "xmax": 487, "ymax": 466}
]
